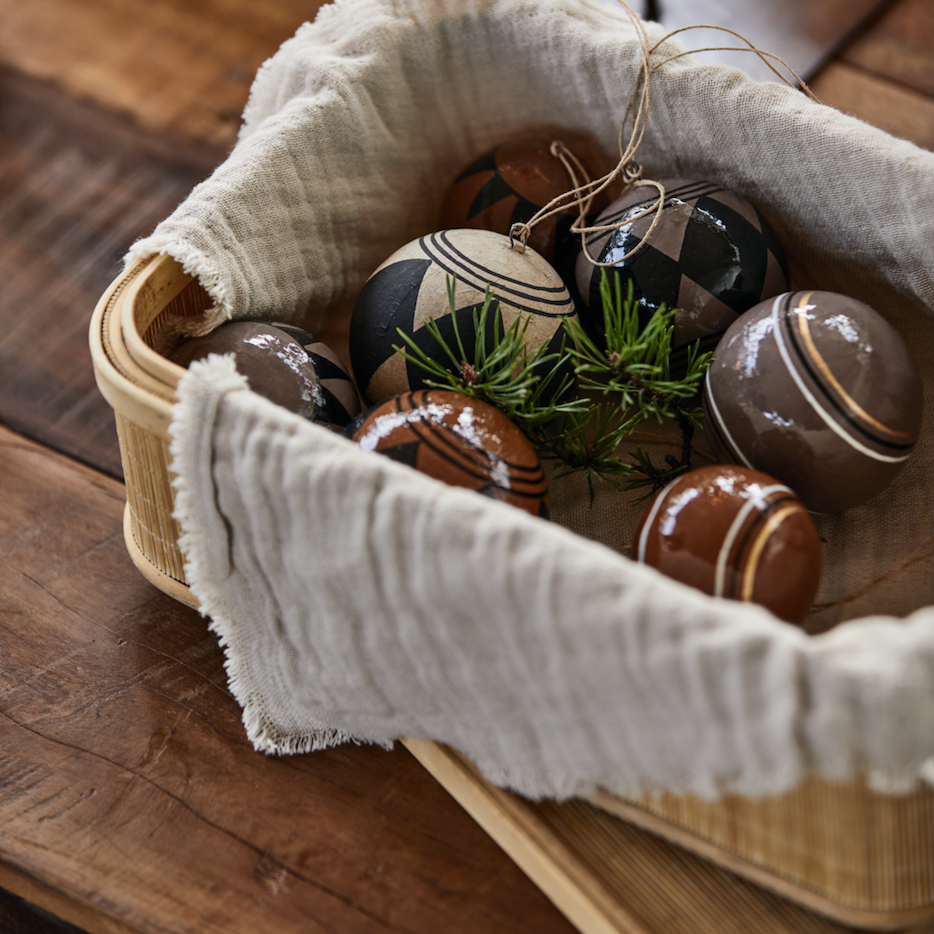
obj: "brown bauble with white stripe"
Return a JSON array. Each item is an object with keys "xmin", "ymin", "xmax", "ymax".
[
  {"xmin": 703, "ymin": 291, "xmax": 923, "ymax": 513},
  {"xmin": 632, "ymin": 465, "xmax": 821, "ymax": 625},
  {"xmin": 349, "ymin": 229, "xmax": 577, "ymax": 406}
]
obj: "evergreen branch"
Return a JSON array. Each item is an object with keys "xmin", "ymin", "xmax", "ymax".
[
  {"xmin": 392, "ymin": 270, "xmax": 713, "ymax": 499},
  {"xmin": 392, "ymin": 280, "xmax": 586, "ymax": 430}
]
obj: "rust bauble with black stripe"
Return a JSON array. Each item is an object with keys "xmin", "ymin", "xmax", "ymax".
[
  {"xmin": 575, "ymin": 179, "xmax": 789, "ymax": 373},
  {"xmin": 346, "ymin": 389, "xmax": 550, "ymax": 518},
  {"xmin": 703, "ymin": 291, "xmax": 923, "ymax": 513},
  {"xmin": 632, "ymin": 465, "xmax": 821, "ymax": 625},
  {"xmin": 349, "ymin": 228, "xmax": 577, "ymax": 406},
  {"xmin": 170, "ymin": 320, "xmax": 361, "ymax": 430},
  {"xmin": 439, "ymin": 138, "xmax": 601, "ymax": 266}
]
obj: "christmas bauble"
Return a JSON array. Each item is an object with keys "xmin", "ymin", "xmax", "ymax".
[
  {"xmin": 346, "ymin": 389, "xmax": 550, "ymax": 518},
  {"xmin": 439, "ymin": 137, "xmax": 599, "ymax": 265},
  {"xmin": 575, "ymin": 178, "xmax": 789, "ymax": 370},
  {"xmin": 349, "ymin": 228, "xmax": 577, "ymax": 406},
  {"xmin": 269, "ymin": 323, "xmax": 362, "ymax": 429},
  {"xmin": 702, "ymin": 291, "xmax": 923, "ymax": 513},
  {"xmin": 632, "ymin": 464, "xmax": 821, "ymax": 624},
  {"xmin": 170, "ymin": 320, "xmax": 361, "ymax": 429}
]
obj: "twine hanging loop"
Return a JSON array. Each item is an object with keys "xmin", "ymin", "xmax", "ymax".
[{"xmin": 506, "ymin": 0, "xmax": 819, "ymax": 265}]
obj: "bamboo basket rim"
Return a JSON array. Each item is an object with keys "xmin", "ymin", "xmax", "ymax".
[
  {"xmin": 120, "ymin": 254, "xmax": 197, "ymax": 390},
  {"xmin": 90, "ymin": 254, "xmax": 201, "ymax": 437}
]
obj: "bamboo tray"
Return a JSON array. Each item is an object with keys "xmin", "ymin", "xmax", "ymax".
[{"xmin": 90, "ymin": 252, "xmax": 934, "ymax": 934}]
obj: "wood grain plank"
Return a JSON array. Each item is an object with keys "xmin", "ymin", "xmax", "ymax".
[
  {"xmin": 0, "ymin": 423, "xmax": 576, "ymax": 934},
  {"xmin": 0, "ymin": 884, "xmax": 90, "ymax": 934},
  {"xmin": 0, "ymin": 0, "xmax": 320, "ymax": 151},
  {"xmin": 0, "ymin": 69, "xmax": 223, "ymax": 478},
  {"xmin": 840, "ymin": 0, "xmax": 934, "ymax": 99},
  {"xmin": 652, "ymin": 0, "xmax": 889, "ymax": 84},
  {"xmin": 810, "ymin": 60, "xmax": 934, "ymax": 150}
]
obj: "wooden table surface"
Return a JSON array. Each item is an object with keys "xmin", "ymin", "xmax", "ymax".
[{"xmin": 1, "ymin": 2, "xmax": 932, "ymax": 933}]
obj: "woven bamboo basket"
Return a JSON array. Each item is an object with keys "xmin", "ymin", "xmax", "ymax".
[
  {"xmin": 89, "ymin": 253, "xmax": 208, "ymax": 609},
  {"xmin": 90, "ymin": 250, "xmax": 934, "ymax": 933}
]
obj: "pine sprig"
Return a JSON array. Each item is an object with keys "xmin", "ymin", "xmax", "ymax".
[
  {"xmin": 393, "ymin": 271, "xmax": 712, "ymax": 499},
  {"xmin": 392, "ymin": 276, "xmax": 586, "ymax": 431},
  {"xmin": 565, "ymin": 272, "xmax": 709, "ymax": 432}
]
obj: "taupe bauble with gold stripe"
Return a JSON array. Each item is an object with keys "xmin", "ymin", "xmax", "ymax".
[
  {"xmin": 349, "ymin": 228, "xmax": 577, "ymax": 405},
  {"xmin": 703, "ymin": 290, "xmax": 923, "ymax": 513},
  {"xmin": 632, "ymin": 465, "xmax": 821, "ymax": 625}
]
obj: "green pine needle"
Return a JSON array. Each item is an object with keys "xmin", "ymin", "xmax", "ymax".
[
  {"xmin": 393, "ymin": 270, "xmax": 712, "ymax": 499},
  {"xmin": 392, "ymin": 279, "xmax": 585, "ymax": 430}
]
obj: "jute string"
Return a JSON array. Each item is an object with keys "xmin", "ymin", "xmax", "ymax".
[{"xmin": 508, "ymin": 2, "xmax": 821, "ymax": 266}]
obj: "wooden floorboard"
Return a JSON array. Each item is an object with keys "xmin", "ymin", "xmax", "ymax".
[
  {"xmin": 840, "ymin": 0, "xmax": 934, "ymax": 98},
  {"xmin": 0, "ymin": 884, "xmax": 90, "ymax": 934},
  {"xmin": 0, "ymin": 69, "xmax": 221, "ymax": 478},
  {"xmin": 0, "ymin": 424, "xmax": 576, "ymax": 934},
  {"xmin": 810, "ymin": 60, "xmax": 934, "ymax": 149},
  {"xmin": 0, "ymin": 0, "xmax": 321, "ymax": 150}
]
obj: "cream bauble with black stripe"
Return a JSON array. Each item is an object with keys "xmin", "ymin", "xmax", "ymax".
[{"xmin": 349, "ymin": 228, "xmax": 577, "ymax": 405}]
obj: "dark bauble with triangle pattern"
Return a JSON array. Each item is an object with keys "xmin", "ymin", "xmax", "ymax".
[
  {"xmin": 439, "ymin": 137, "xmax": 602, "ymax": 266},
  {"xmin": 575, "ymin": 179, "xmax": 789, "ymax": 373}
]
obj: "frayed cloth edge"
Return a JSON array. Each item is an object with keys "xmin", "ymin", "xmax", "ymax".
[{"xmin": 125, "ymin": 241, "xmax": 232, "ymax": 319}]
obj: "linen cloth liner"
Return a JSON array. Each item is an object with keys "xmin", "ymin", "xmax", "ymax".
[{"xmin": 128, "ymin": 0, "xmax": 934, "ymax": 801}]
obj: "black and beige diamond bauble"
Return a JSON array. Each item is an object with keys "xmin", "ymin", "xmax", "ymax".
[{"xmin": 576, "ymin": 178, "xmax": 790, "ymax": 371}]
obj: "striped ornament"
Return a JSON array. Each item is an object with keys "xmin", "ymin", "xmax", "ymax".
[
  {"xmin": 632, "ymin": 465, "xmax": 821, "ymax": 624},
  {"xmin": 703, "ymin": 291, "xmax": 923, "ymax": 513},
  {"xmin": 349, "ymin": 229, "xmax": 577, "ymax": 405},
  {"xmin": 346, "ymin": 389, "xmax": 549, "ymax": 518}
]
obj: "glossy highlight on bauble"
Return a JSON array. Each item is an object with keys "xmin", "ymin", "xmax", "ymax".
[
  {"xmin": 703, "ymin": 290, "xmax": 923, "ymax": 513},
  {"xmin": 170, "ymin": 320, "xmax": 361, "ymax": 429},
  {"xmin": 345, "ymin": 389, "xmax": 550, "ymax": 518},
  {"xmin": 576, "ymin": 178, "xmax": 789, "ymax": 371},
  {"xmin": 632, "ymin": 464, "xmax": 822, "ymax": 624}
]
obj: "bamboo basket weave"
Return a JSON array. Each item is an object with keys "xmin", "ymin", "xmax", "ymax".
[
  {"xmin": 89, "ymin": 253, "xmax": 208, "ymax": 609},
  {"xmin": 90, "ymin": 251, "xmax": 934, "ymax": 933}
]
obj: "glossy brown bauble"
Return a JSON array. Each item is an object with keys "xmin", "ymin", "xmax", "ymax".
[
  {"xmin": 439, "ymin": 138, "xmax": 595, "ymax": 265},
  {"xmin": 632, "ymin": 465, "xmax": 821, "ymax": 624},
  {"xmin": 703, "ymin": 290, "xmax": 923, "ymax": 513},
  {"xmin": 170, "ymin": 320, "xmax": 361, "ymax": 428},
  {"xmin": 347, "ymin": 389, "xmax": 549, "ymax": 518},
  {"xmin": 575, "ymin": 179, "xmax": 789, "ymax": 372}
]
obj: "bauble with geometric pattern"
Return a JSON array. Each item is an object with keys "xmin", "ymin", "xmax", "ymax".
[
  {"xmin": 576, "ymin": 179, "xmax": 789, "ymax": 373},
  {"xmin": 350, "ymin": 228, "xmax": 578, "ymax": 406}
]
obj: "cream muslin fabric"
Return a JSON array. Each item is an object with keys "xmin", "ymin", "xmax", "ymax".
[{"xmin": 129, "ymin": 0, "xmax": 934, "ymax": 801}]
